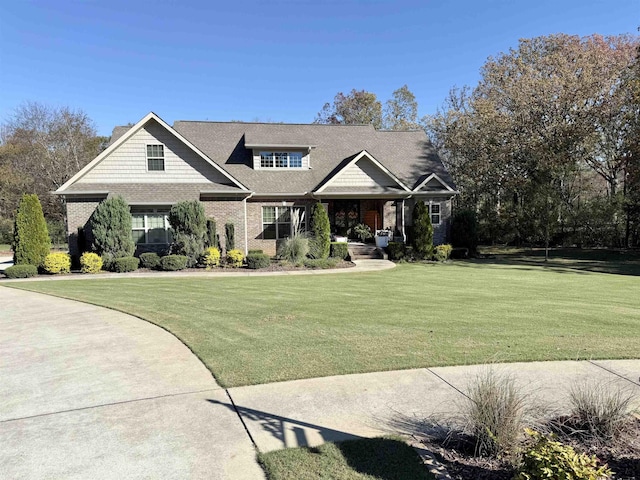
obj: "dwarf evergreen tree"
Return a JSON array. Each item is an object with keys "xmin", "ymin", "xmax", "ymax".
[
  {"xmin": 308, "ymin": 203, "xmax": 331, "ymax": 259},
  {"xmin": 90, "ymin": 196, "xmax": 135, "ymax": 262},
  {"xmin": 412, "ymin": 201, "xmax": 433, "ymax": 259},
  {"xmin": 169, "ymin": 200, "xmax": 206, "ymax": 267},
  {"xmin": 12, "ymin": 193, "xmax": 51, "ymax": 266}
]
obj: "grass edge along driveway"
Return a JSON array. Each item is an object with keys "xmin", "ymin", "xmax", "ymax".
[{"xmin": 8, "ymin": 257, "xmax": 640, "ymax": 388}]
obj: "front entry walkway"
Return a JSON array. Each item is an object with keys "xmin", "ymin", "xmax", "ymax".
[{"xmin": 0, "ymin": 287, "xmax": 264, "ymax": 480}]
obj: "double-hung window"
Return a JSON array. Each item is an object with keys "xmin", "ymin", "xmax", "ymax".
[
  {"xmin": 429, "ymin": 203, "xmax": 441, "ymax": 225},
  {"xmin": 132, "ymin": 211, "xmax": 172, "ymax": 244},
  {"xmin": 147, "ymin": 144, "xmax": 165, "ymax": 171},
  {"xmin": 262, "ymin": 206, "xmax": 306, "ymax": 239},
  {"xmin": 260, "ymin": 152, "xmax": 303, "ymax": 169}
]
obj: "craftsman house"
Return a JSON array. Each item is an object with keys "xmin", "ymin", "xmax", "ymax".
[{"xmin": 56, "ymin": 112, "xmax": 457, "ymax": 256}]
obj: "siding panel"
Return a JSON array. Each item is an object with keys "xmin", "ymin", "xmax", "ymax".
[{"xmin": 330, "ymin": 159, "xmax": 396, "ymax": 188}]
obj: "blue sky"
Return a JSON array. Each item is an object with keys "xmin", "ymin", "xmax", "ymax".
[{"xmin": 1, "ymin": 0, "xmax": 638, "ymax": 136}]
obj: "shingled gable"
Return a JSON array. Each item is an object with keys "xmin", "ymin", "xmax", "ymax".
[
  {"xmin": 412, "ymin": 172, "xmax": 457, "ymax": 193},
  {"xmin": 313, "ymin": 150, "xmax": 411, "ymax": 195},
  {"xmin": 56, "ymin": 112, "xmax": 248, "ymax": 194}
]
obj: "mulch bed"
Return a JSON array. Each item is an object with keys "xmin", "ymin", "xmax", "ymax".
[{"xmin": 419, "ymin": 417, "xmax": 640, "ymax": 480}]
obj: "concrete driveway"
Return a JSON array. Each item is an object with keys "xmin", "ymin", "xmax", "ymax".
[{"xmin": 0, "ymin": 287, "xmax": 264, "ymax": 480}]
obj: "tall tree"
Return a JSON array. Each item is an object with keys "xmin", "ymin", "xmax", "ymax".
[
  {"xmin": 314, "ymin": 89, "xmax": 383, "ymax": 129},
  {"xmin": 0, "ymin": 102, "xmax": 105, "ymax": 219},
  {"xmin": 384, "ymin": 85, "xmax": 420, "ymax": 130}
]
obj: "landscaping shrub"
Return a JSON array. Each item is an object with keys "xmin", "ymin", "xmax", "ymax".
[
  {"xmin": 225, "ymin": 222, "xmax": 235, "ymax": 251},
  {"xmin": 451, "ymin": 209, "xmax": 478, "ymax": 255},
  {"xmin": 169, "ymin": 201, "xmax": 206, "ymax": 267},
  {"xmin": 308, "ymin": 202, "xmax": 331, "ymax": 259},
  {"xmin": 303, "ymin": 258, "xmax": 338, "ymax": 269},
  {"xmin": 246, "ymin": 253, "xmax": 271, "ymax": 269},
  {"xmin": 330, "ymin": 242, "xmax": 349, "ymax": 259},
  {"xmin": 226, "ymin": 249, "xmax": 244, "ymax": 268},
  {"xmin": 463, "ymin": 370, "xmax": 525, "ymax": 458},
  {"xmin": 206, "ymin": 218, "xmax": 220, "ymax": 250},
  {"xmin": 46, "ymin": 218, "xmax": 67, "ymax": 246},
  {"xmin": 43, "ymin": 252, "xmax": 71, "ymax": 274},
  {"xmin": 567, "ymin": 381, "xmax": 635, "ymax": 443},
  {"xmin": 387, "ymin": 241, "xmax": 406, "ymax": 261},
  {"xmin": 12, "ymin": 193, "xmax": 51, "ymax": 267},
  {"xmin": 278, "ymin": 235, "xmax": 309, "ymax": 264},
  {"xmin": 202, "ymin": 246, "xmax": 221, "ymax": 269},
  {"xmin": 139, "ymin": 252, "xmax": 160, "ymax": 270},
  {"xmin": 80, "ymin": 252, "xmax": 103, "ymax": 273},
  {"xmin": 434, "ymin": 244, "xmax": 453, "ymax": 262},
  {"xmin": 0, "ymin": 217, "xmax": 14, "ymax": 244},
  {"xmin": 412, "ymin": 201, "xmax": 433, "ymax": 259},
  {"xmin": 160, "ymin": 254, "xmax": 188, "ymax": 271},
  {"xmin": 514, "ymin": 429, "xmax": 612, "ymax": 480},
  {"xmin": 350, "ymin": 223, "xmax": 373, "ymax": 242},
  {"xmin": 112, "ymin": 256, "xmax": 139, "ymax": 273},
  {"xmin": 90, "ymin": 196, "xmax": 135, "ymax": 263},
  {"xmin": 248, "ymin": 249, "xmax": 263, "ymax": 254},
  {"xmin": 4, "ymin": 264, "xmax": 38, "ymax": 279}
]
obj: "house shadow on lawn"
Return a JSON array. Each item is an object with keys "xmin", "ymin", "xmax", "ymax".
[
  {"xmin": 207, "ymin": 398, "xmax": 361, "ymax": 449},
  {"xmin": 458, "ymin": 248, "xmax": 640, "ymax": 277}
]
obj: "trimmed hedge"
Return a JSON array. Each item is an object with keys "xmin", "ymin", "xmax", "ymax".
[
  {"xmin": 139, "ymin": 252, "xmax": 161, "ymax": 270},
  {"xmin": 303, "ymin": 258, "xmax": 338, "ymax": 269},
  {"xmin": 160, "ymin": 254, "xmax": 188, "ymax": 271},
  {"xmin": 226, "ymin": 249, "xmax": 244, "ymax": 268},
  {"xmin": 80, "ymin": 252, "xmax": 103, "ymax": 273},
  {"xmin": 246, "ymin": 253, "xmax": 271, "ymax": 269},
  {"xmin": 387, "ymin": 242, "xmax": 406, "ymax": 261},
  {"xmin": 43, "ymin": 252, "xmax": 71, "ymax": 274},
  {"xmin": 4, "ymin": 264, "xmax": 38, "ymax": 279},
  {"xmin": 112, "ymin": 256, "xmax": 139, "ymax": 273},
  {"xmin": 329, "ymin": 242, "xmax": 349, "ymax": 259}
]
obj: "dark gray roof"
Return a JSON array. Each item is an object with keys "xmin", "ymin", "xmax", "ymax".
[
  {"xmin": 171, "ymin": 121, "xmax": 455, "ymax": 194},
  {"xmin": 64, "ymin": 182, "xmax": 242, "ymax": 203},
  {"xmin": 108, "ymin": 126, "xmax": 130, "ymax": 146}
]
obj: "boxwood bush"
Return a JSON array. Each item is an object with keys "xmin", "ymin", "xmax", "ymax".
[
  {"xmin": 160, "ymin": 254, "xmax": 188, "ymax": 271},
  {"xmin": 80, "ymin": 252, "xmax": 103, "ymax": 273},
  {"xmin": 246, "ymin": 253, "xmax": 270, "ymax": 269},
  {"xmin": 112, "ymin": 256, "xmax": 139, "ymax": 273},
  {"xmin": 329, "ymin": 242, "xmax": 349, "ymax": 260},
  {"xmin": 139, "ymin": 252, "xmax": 161, "ymax": 270},
  {"xmin": 43, "ymin": 252, "xmax": 71, "ymax": 274},
  {"xmin": 4, "ymin": 264, "xmax": 38, "ymax": 279},
  {"xmin": 386, "ymin": 242, "xmax": 406, "ymax": 261}
]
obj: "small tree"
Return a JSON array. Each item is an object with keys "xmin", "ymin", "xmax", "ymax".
[
  {"xmin": 412, "ymin": 201, "xmax": 433, "ymax": 259},
  {"xmin": 169, "ymin": 200, "xmax": 206, "ymax": 267},
  {"xmin": 225, "ymin": 222, "xmax": 235, "ymax": 251},
  {"xmin": 206, "ymin": 218, "xmax": 220, "ymax": 250},
  {"xmin": 308, "ymin": 203, "xmax": 330, "ymax": 259},
  {"xmin": 12, "ymin": 193, "xmax": 51, "ymax": 266},
  {"xmin": 90, "ymin": 196, "xmax": 135, "ymax": 263}
]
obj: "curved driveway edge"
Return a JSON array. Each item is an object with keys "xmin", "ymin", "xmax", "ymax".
[{"xmin": 0, "ymin": 287, "xmax": 264, "ymax": 480}]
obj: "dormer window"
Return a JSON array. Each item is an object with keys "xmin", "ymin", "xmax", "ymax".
[
  {"xmin": 260, "ymin": 151, "xmax": 303, "ymax": 169},
  {"xmin": 147, "ymin": 144, "xmax": 165, "ymax": 171}
]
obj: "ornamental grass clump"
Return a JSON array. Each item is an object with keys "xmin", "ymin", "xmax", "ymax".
[
  {"xmin": 80, "ymin": 252, "xmax": 103, "ymax": 273},
  {"xmin": 43, "ymin": 252, "xmax": 71, "ymax": 274},
  {"xmin": 278, "ymin": 236, "xmax": 309, "ymax": 265},
  {"xmin": 463, "ymin": 370, "xmax": 525, "ymax": 458},
  {"xmin": 566, "ymin": 381, "xmax": 635, "ymax": 444}
]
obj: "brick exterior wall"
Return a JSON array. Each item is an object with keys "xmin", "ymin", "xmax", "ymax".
[
  {"xmin": 202, "ymin": 199, "xmax": 247, "ymax": 253},
  {"xmin": 65, "ymin": 198, "xmax": 103, "ymax": 257}
]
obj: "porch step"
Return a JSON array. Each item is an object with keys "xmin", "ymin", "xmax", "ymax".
[{"xmin": 348, "ymin": 244, "xmax": 386, "ymax": 260}]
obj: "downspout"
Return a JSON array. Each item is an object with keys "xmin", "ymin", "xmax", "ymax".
[
  {"xmin": 401, "ymin": 198, "xmax": 406, "ymax": 243},
  {"xmin": 243, "ymin": 192, "xmax": 254, "ymax": 256}
]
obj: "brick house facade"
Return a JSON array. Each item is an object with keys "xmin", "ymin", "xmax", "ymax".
[{"xmin": 58, "ymin": 113, "xmax": 457, "ymax": 257}]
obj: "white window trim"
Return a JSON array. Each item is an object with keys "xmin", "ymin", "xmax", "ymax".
[
  {"xmin": 429, "ymin": 201, "xmax": 441, "ymax": 226},
  {"xmin": 146, "ymin": 144, "xmax": 166, "ymax": 172},
  {"xmin": 259, "ymin": 151, "xmax": 304, "ymax": 170},
  {"xmin": 261, "ymin": 206, "xmax": 306, "ymax": 239},
  {"xmin": 132, "ymin": 210, "xmax": 171, "ymax": 244}
]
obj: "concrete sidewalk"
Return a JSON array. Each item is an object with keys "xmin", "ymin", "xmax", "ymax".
[
  {"xmin": 227, "ymin": 360, "xmax": 640, "ymax": 453},
  {"xmin": 0, "ymin": 287, "xmax": 264, "ymax": 480}
]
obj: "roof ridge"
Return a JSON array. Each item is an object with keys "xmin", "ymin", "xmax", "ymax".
[{"xmin": 173, "ymin": 120, "xmax": 375, "ymax": 128}]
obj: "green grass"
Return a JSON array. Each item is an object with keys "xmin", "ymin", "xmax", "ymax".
[
  {"xmin": 0, "ymin": 244, "xmax": 11, "ymax": 253},
  {"xmin": 8, "ymin": 250, "xmax": 640, "ymax": 387},
  {"xmin": 258, "ymin": 437, "xmax": 433, "ymax": 480}
]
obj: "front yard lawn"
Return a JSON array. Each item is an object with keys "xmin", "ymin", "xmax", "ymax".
[
  {"xmin": 258, "ymin": 437, "xmax": 433, "ymax": 480},
  {"xmin": 8, "ymin": 252, "xmax": 640, "ymax": 387}
]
